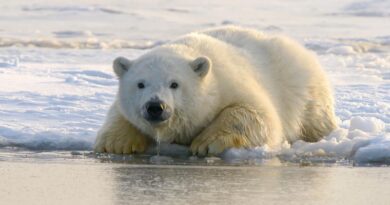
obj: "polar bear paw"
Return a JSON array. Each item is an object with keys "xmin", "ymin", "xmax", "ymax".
[
  {"xmin": 190, "ymin": 133, "xmax": 249, "ymax": 156},
  {"xmin": 94, "ymin": 131, "xmax": 148, "ymax": 154},
  {"xmin": 190, "ymin": 104, "xmax": 273, "ymax": 156}
]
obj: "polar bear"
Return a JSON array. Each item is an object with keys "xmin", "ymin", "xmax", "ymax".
[{"xmin": 94, "ymin": 26, "xmax": 337, "ymax": 156}]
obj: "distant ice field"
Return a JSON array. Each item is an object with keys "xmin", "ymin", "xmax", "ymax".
[{"xmin": 0, "ymin": 0, "xmax": 389, "ymax": 165}]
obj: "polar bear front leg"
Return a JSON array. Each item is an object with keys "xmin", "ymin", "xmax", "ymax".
[
  {"xmin": 190, "ymin": 104, "xmax": 281, "ymax": 156},
  {"xmin": 94, "ymin": 105, "xmax": 149, "ymax": 154}
]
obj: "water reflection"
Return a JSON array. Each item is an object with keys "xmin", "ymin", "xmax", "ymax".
[
  {"xmin": 111, "ymin": 165, "xmax": 328, "ymax": 205},
  {"xmin": 1, "ymin": 158, "xmax": 389, "ymax": 205}
]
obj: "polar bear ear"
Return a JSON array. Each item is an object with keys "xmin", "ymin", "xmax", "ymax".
[
  {"xmin": 113, "ymin": 57, "xmax": 132, "ymax": 78},
  {"xmin": 190, "ymin": 56, "xmax": 211, "ymax": 78}
]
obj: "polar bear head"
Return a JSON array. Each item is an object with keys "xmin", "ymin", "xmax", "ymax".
[{"xmin": 113, "ymin": 49, "xmax": 213, "ymax": 143}]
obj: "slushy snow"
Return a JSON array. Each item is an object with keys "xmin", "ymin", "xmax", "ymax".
[{"xmin": 0, "ymin": 0, "xmax": 389, "ymax": 165}]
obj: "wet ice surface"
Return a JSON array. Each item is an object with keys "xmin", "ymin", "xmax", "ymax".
[{"xmin": 0, "ymin": 0, "xmax": 389, "ymax": 167}]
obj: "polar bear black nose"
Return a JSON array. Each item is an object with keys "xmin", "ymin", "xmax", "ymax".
[
  {"xmin": 146, "ymin": 102, "xmax": 164, "ymax": 117},
  {"xmin": 144, "ymin": 101, "xmax": 171, "ymax": 123}
]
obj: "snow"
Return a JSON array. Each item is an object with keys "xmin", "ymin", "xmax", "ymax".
[
  {"xmin": 0, "ymin": 0, "xmax": 389, "ymax": 165},
  {"xmin": 349, "ymin": 116, "xmax": 386, "ymax": 133}
]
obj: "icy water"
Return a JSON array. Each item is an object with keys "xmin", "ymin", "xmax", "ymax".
[{"xmin": 0, "ymin": 150, "xmax": 390, "ymax": 205}]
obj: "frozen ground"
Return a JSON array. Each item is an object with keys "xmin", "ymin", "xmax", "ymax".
[{"xmin": 0, "ymin": 0, "xmax": 389, "ymax": 166}]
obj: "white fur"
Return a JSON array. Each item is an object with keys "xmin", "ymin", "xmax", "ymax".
[{"xmin": 95, "ymin": 26, "xmax": 337, "ymax": 153}]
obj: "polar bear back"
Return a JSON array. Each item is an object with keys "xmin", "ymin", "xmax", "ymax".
[{"xmin": 168, "ymin": 26, "xmax": 335, "ymax": 142}]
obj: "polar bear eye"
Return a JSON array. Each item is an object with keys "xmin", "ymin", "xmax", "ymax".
[
  {"xmin": 170, "ymin": 82, "xmax": 179, "ymax": 89},
  {"xmin": 137, "ymin": 82, "xmax": 145, "ymax": 89}
]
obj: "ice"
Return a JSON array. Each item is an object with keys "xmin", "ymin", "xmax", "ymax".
[
  {"xmin": 0, "ymin": 55, "xmax": 18, "ymax": 68},
  {"xmin": 343, "ymin": 0, "xmax": 390, "ymax": 17},
  {"xmin": 21, "ymin": 5, "xmax": 125, "ymax": 15},
  {"xmin": 279, "ymin": 125, "xmax": 390, "ymax": 165},
  {"xmin": 326, "ymin": 46, "xmax": 356, "ymax": 55},
  {"xmin": 349, "ymin": 116, "xmax": 385, "ymax": 133},
  {"xmin": 0, "ymin": 0, "xmax": 389, "ymax": 165},
  {"xmin": 353, "ymin": 136, "xmax": 390, "ymax": 164},
  {"xmin": 0, "ymin": 37, "xmax": 161, "ymax": 49}
]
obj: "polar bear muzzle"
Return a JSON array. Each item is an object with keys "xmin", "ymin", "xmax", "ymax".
[{"xmin": 143, "ymin": 99, "xmax": 172, "ymax": 124}]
